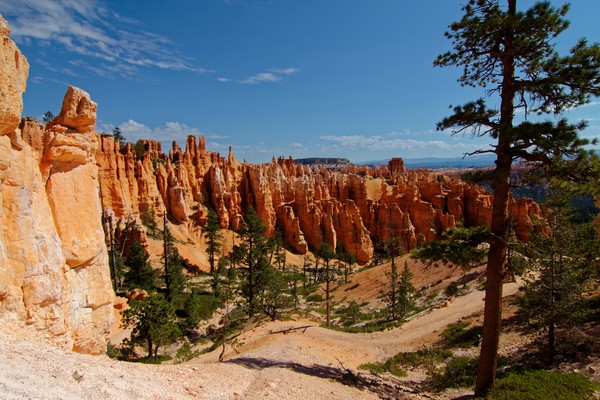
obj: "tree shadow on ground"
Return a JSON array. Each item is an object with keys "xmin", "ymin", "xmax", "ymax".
[{"xmin": 227, "ymin": 356, "xmax": 435, "ymax": 399}]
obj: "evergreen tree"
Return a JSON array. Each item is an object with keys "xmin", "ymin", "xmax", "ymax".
[
  {"xmin": 434, "ymin": 1, "xmax": 600, "ymax": 394},
  {"xmin": 124, "ymin": 241, "xmax": 155, "ymax": 291},
  {"xmin": 112, "ymin": 126, "xmax": 126, "ymax": 148},
  {"xmin": 204, "ymin": 209, "xmax": 222, "ymax": 274},
  {"xmin": 316, "ymin": 242, "xmax": 336, "ymax": 326},
  {"xmin": 336, "ymin": 245, "xmax": 356, "ymax": 284},
  {"xmin": 162, "ymin": 217, "xmax": 185, "ymax": 304},
  {"xmin": 518, "ymin": 193, "xmax": 599, "ymax": 359},
  {"xmin": 237, "ymin": 207, "xmax": 272, "ymax": 317},
  {"xmin": 121, "ymin": 294, "xmax": 180, "ymax": 360},
  {"xmin": 412, "ymin": 225, "xmax": 488, "ymax": 288},
  {"xmin": 379, "ymin": 236, "xmax": 403, "ymax": 321},
  {"xmin": 42, "ymin": 111, "xmax": 54, "ymax": 123},
  {"xmin": 261, "ymin": 266, "xmax": 293, "ymax": 320},
  {"xmin": 270, "ymin": 229, "xmax": 286, "ymax": 271},
  {"xmin": 397, "ymin": 261, "xmax": 416, "ymax": 320}
]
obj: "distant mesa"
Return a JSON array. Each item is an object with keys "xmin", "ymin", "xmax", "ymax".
[{"xmin": 294, "ymin": 157, "xmax": 351, "ymax": 169}]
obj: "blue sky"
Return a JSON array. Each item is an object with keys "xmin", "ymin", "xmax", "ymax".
[{"xmin": 2, "ymin": 0, "xmax": 599, "ymax": 163}]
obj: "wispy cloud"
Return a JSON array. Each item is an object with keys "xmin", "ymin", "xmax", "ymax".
[
  {"xmin": 241, "ymin": 67, "xmax": 299, "ymax": 84},
  {"xmin": 0, "ymin": 0, "xmax": 209, "ymax": 78},
  {"xmin": 319, "ymin": 134, "xmax": 483, "ymax": 153}
]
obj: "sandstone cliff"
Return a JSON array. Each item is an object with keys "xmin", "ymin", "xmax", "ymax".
[{"xmin": 0, "ymin": 17, "xmax": 113, "ymax": 354}]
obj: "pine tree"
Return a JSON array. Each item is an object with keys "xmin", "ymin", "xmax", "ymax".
[
  {"xmin": 162, "ymin": 216, "xmax": 185, "ymax": 304},
  {"xmin": 237, "ymin": 207, "xmax": 272, "ymax": 317},
  {"xmin": 204, "ymin": 209, "xmax": 222, "ymax": 274},
  {"xmin": 518, "ymin": 193, "xmax": 599, "ymax": 359},
  {"xmin": 379, "ymin": 236, "xmax": 403, "ymax": 321},
  {"xmin": 124, "ymin": 241, "xmax": 155, "ymax": 291},
  {"xmin": 112, "ymin": 126, "xmax": 125, "ymax": 148},
  {"xmin": 316, "ymin": 242, "xmax": 336, "ymax": 326},
  {"xmin": 122, "ymin": 293, "xmax": 180, "ymax": 360},
  {"xmin": 397, "ymin": 261, "xmax": 416, "ymax": 320},
  {"xmin": 412, "ymin": 225, "xmax": 488, "ymax": 288},
  {"xmin": 42, "ymin": 111, "xmax": 54, "ymax": 123},
  {"xmin": 435, "ymin": 1, "xmax": 600, "ymax": 394}
]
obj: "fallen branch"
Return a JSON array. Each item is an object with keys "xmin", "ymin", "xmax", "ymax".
[{"xmin": 268, "ymin": 325, "xmax": 312, "ymax": 335}]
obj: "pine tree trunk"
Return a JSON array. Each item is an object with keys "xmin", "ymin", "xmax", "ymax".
[
  {"xmin": 325, "ymin": 260, "xmax": 331, "ymax": 326},
  {"xmin": 474, "ymin": 1, "xmax": 516, "ymax": 395}
]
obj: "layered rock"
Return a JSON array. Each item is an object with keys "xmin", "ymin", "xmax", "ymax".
[
  {"xmin": 0, "ymin": 16, "xmax": 28, "ymax": 136},
  {"xmin": 0, "ymin": 19, "xmax": 113, "ymax": 354},
  {"xmin": 94, "ymin": 131, "xmax": 538, "ymax": 264}
]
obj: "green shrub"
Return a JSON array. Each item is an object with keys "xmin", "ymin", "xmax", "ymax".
[
  {"xmin": 359, "ymin": 362, "xmax": 386, "ymax": 374},
  {"xmin": 444, "ymin": 282, "xmax": 459, "ymax": 297},
  {"xmin": 441, "ymin": 321, "xmax": 483, "ymax": 348},
  {"xmin": 391, "ymin": 347, "xmax": 452, "ymax": 370},
  {"xmin": 106, "ymin": 342, "xmax": 120, "ymax": 359},
  {"xmin": 358, "ymin": 360, "xmax": 407, "ymax": 378},
  {"xmin": 306, "ymin": 293, "xmax": 324, "ymax": 303},
  {"xmin": 174, "ymin": 340, "xmax": 199, "ymax": 364},
  {"xmin": 430, "ymin": 356, "xmax": 478, "ymax": 391},
  {"xmin": 486, "ymin": 370, "xmax": 600, "ymax": 400},
  {"xmin": 182, "ymin": 291, "xmax": 221, "ymax": 329}
]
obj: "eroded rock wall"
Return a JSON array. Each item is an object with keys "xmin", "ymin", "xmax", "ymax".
[{"xmin": 0, "ymin": 17, "xmax": 113, "ymax": 354}]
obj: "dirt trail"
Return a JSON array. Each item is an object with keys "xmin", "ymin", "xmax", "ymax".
[
  {"xmin": 206, "ymin": 281, "xmax": 521, "ymax": 370},
  {"xmin": 0, "ymin": 281, "xmax": 520, "ymax": 400}
]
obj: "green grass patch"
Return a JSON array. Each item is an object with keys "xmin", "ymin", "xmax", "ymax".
[{"xmin": 485, "ymin": 370, "xmax": 600, "ymax": 400}]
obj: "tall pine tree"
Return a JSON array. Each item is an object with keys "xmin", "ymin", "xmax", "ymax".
[
  {"xmin": 435, "ymin": 1, "xmax": 600, "ymax": 394},
  {"xmin": 204, "ymin": 209, "xmax": 222, "ymax": 275},
  {"xmin": 162, "ymin": 216, "xmax": 185, "ymax": 304}
]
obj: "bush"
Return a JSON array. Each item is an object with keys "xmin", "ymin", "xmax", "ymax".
[
  {"xmin": 306, "ymin": 293, "xmax": 324, "ymax": 303},
  {"xmin": 358, "ymin": 361, "xmax": 407, "ymax": 378},
  {"xmin": 182, "ymin": 291, "xmax": 221, "ymax": 329},
  {"xmin": 360, "ymin": 346, "xmax": 451, "ymax": 378},
  {"xmin": 441, "ymin": 321, "xmax": 483, "ymax": 348},
  {"xmin": 430, "ymin": 356, "xmax": 478, "ymax": 391},
  {"xmin": 359, "ymin": 362, "xmax": 386, "ymax": 374},
  {"xmin": 444, "ymin": 282, "xmax": 459, "ymax": 297},
  {"xmin": 486, "ymin": 370, "xmax": 600, "ymax": 400},
  {"xmin": 174, "ymin": 340, "xmax": 199, "ymax": 364},
  {"xmin": 391, "ymin": 347, "xmax": 452, "ymax": 370}
]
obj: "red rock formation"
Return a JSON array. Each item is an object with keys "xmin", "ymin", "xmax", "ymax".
[{"xmin": 94, "ymin": 134, "xmax": 539, "ymax": 265}]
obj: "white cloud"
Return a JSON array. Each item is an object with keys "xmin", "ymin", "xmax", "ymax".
[
  {"xmin": 0, "ymin": 0, "xmax": 209, "ymax": 78},
  {"xmin": 217, "ymin": 77, "xmax": 231, "ymax": 82},
  {"xmin": 319, "ymin": 134, "xmax": 481, "ymax": 153},
  {"xmin": 242, "ymin": 72, "xmax": 281, "ymax": 84},
  {"xmin": 241, "ymin": 67, "xmax": 299, "ymax": 84},
  {"xmin": 99, "ymin": 119, "xmax": 203, "ymax": 146},
  {"xmin": 270, "ymin": 67, "xmax": 299, "ymax": 75}
]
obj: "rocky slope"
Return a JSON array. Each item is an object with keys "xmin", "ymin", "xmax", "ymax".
[{"xmin": 0, "ymin": 17, "xmax": 113, "ymax": 354}]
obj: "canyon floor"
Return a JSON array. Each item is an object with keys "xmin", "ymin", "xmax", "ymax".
[{"xmin": 0, "ymin": 275, "xmax": 526, "ymax": 400}]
